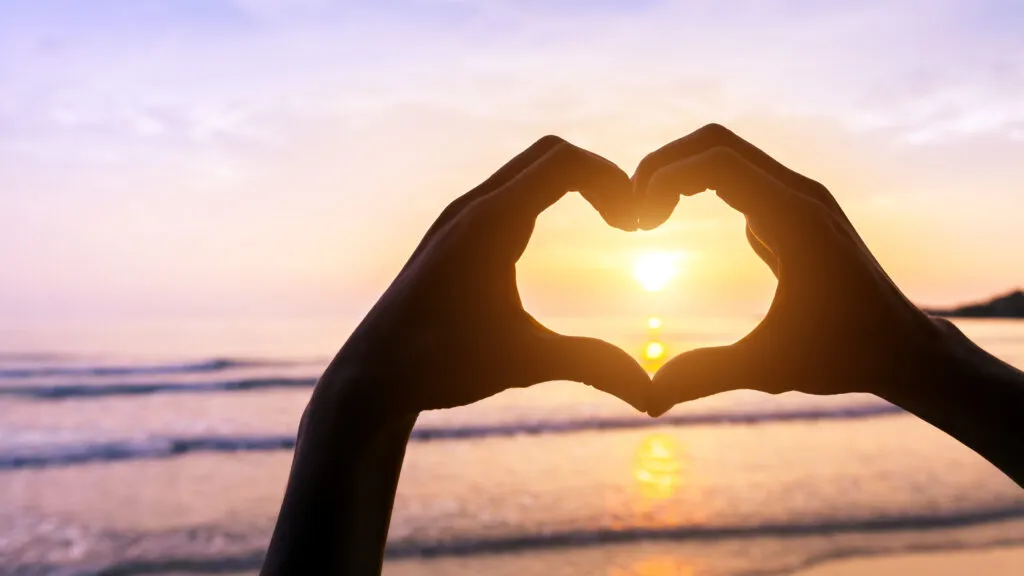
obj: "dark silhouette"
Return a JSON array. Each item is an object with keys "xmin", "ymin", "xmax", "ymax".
[
  {"xmin": 260, "ymin": 125, "xmax": 1024, "ymax": 575},
  {"xmin": 927, "ymin": 289, "xmax": 1024, "ymax": 318}
]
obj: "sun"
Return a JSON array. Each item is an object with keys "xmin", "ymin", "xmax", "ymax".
[{"xmin": 633, "ymin": 251, "xmax": 684, "ymax": 292}]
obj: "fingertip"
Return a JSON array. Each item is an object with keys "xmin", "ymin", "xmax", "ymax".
[
  {"xmin": 637, "ymin": 211, "xmax": 671, "ymax": 231},
  {"xmin": 650, "ymin": 345, "xmax": 747, "ymax": 410},
  {"xmin": 636, "ymin": 190, "xmax": 679, "ymax": 230},
  {"xmin": 645, "ymin": 405, "xmax": 669, "ymax": 418},
  {"xmin": 607, "ymin": 170, "xmax": 641, "ymax": 232},
  {"xmin": 615, "ymin": 362, "xmax": 654, "ymax": 414},
  {"xmin": 564, "ymin": 336, "xmax": 652, "ymax": 412},
  {"xmin": 600, "ymin": 203, "xmax": 639, "ymax": 232},
  {"xmin": 646, "ymin": 375, "xmax": 679, "ymax": 417},
  {"xmin": 573, "ymin": 153, "xmax": 638, "ymax": 232}
]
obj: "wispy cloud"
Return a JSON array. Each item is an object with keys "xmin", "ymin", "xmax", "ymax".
[{"xmin": 1, "ymin": 1, "xmax": 1022, "ymax": 319}]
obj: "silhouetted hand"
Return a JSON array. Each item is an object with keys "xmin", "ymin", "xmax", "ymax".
[
  {"xmin": 265, "ymin": 136, "xmax": 656, "ymax": 576},
  {"xmin": 265, "ymin": 128, "xmax": 1023, "ymax": 575},
  {"xmin": 323, "ymin": 135, "xmax": 650, "ymax": 415},
  {"xmin": 633, "ymin": 124, "xmax": 951, "ymax": 415}
]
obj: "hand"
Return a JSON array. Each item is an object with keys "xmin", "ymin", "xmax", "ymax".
[
  {"xmin": 633, "ymin": 124, "xmax": 949, "ymax": 416},
  {"xmin": 322, "ymin": 135, "xmax": 650, "ymax": 415}
]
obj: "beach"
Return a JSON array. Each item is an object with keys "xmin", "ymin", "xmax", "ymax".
[
  {"xmin": 795, "ymin": 546, "xmax": 1023, "ymax": 576},
  {"xmin": 1, "ymin": 317, "xmax": 1022, "ymax": 575}
]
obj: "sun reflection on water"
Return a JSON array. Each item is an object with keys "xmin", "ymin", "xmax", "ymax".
[
  {"xmin": 609, "ymin": 556, "xmax": 695, "ymax": 576},
  {"xmin": 634, "ymin": 433, "xmax": 683, "ymax": 500}
]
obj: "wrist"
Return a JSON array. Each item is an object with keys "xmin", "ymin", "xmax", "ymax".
[
  {"xmin": 299, "ymin": 366, "xmax": 418, "ymax": 454},
  {"xmin": 306, "ymin": 348, "xmax": 418, "ymax": 431},
  {"xmin": 873, "ymin": 316, "xmax": 973, "ymax": 402},
  {"xmin": 878, "ymin": 317, "xmax": 1024, "ymax": 485},
  {"xmin": 263, "ymin": 368, "xmax": 418, "ymax": 576}
]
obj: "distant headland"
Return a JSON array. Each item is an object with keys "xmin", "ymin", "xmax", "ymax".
[{"xmin": 926, "ymin": 289, "xmax": 1024, "ymax": 318}]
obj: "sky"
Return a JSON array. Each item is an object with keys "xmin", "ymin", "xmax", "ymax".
[{"xmin": 2, "ymin": 0, "xmax": 1023, "ymax": 325}]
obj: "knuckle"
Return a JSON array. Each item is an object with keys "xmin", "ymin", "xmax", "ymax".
[
  {"xmin": 635, "ymin": 153, "xmax": 659, "ymax": 182},
  {"xmin": 792, "ymin": 195, "xmax": 832, "ymax": 224},
  {"xmin": 794, "ymin": 200, "xmax": 842, "ymax": 240},
  {"xmin": 802, "ymin": 177, "xmax": 834, "ymax": 200},
  {"xmin": 535, "ymin": 134, "xmax": 567, "ymax": 149},
  {"xmin": 707, "ymin": 144, "xmax": 734, "ymax": 160},
  {"xmin": 697, "ymin": 122, "xmax": 734, "ymax": 142},
  {"xmin": 638, "ymin": 146, "xmax": 662, "ymax": 168},
  {"xmin": 706, "ymin": 145, "xmax": 739, "ymax": 171},
  {"xmin": 438, "ymin": 197, "xmax": 470, "ymax": 222},
  {"xmin": 807, "ymin": 197, "xmax": 836, "ymax": 221}
]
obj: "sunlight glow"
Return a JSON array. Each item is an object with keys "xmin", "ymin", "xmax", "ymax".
[
  {"xmin": 634, "ymin": 434, "xmax": 683, "ymax": 500},
  {"xmin": 633, "ymin": 251, "xmax": 684, "ymax": 292},
  {"xmin": 609, "ymin": 557, "xmax": 695, "ymax": 576},
  {"xmin": 645, "ymin": 341, "xmax": 665, "ymax": 360},
  {"xmin": 647, "ymin": 317, "xmax": 662, "ymax": 330}
]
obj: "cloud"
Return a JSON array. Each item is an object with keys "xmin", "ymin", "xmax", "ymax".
[{"xmin": 2, "ymin": 0, "xmax": 1024, "ymax": 318}]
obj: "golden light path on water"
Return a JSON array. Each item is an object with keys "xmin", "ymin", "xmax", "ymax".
[
  {"xmin": 633, "ymin": 434, "xmax": 683, "ymax": 500},
  {"xmin": 610, "ymin": 434, "xmax": 696, "ymax": 575},
  {"xmin": 627, "ymin": 250, "xmax": 699, "ymax": 576},
  {"xmin": 609, "ymin": 556, "xmax": 695, "ymax": 576}
]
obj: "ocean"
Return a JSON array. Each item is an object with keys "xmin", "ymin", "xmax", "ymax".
[{"xmin": 1, "ymin": 316, "xmax": 1022, "ymax": 575}]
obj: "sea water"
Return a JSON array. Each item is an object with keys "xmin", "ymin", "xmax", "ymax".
[{"xmin": 0, "ymin": 317, "xmax": 1022, "ymax": 575}]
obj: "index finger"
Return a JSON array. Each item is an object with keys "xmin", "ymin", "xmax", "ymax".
[
  {"xmin": 642, "ymin": 145, "xmax": 809, "ymax": 230},
  {"xmin": 634, "ymin": 124, "xmax": 840, "ymax": 229},
  {"xmin": 487, "ymin": 137, "xmax": 637, "ymax": 231}
]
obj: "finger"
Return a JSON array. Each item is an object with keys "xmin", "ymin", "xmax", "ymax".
[
  {"xmin": 746, "ymin": 223, "xmax": 779, "ymax": 277},
  {"xmin": 410, "ymin": 135, "xmax": 566, "ymax": 259},
  {"xmin": 635, "ymin": 123, "xmax": 847, "ymax": 221},
  {"xmin": 641, "ymin": 146, "xmax": 813, "ymax": 239},
  {"xmin": 531, "ymin": 333, "xmax": 651, "ymax": 412},
  {"xmin": 647, "ymin": 345, "xmax": 762, "ymax": 417},
  {"xmin": 630, "ymin": 181, "xmax": 679, "ymax": 230},
  {"xmin": 485, "ymin": 138, "xmax": 636, "ymax": 231}
]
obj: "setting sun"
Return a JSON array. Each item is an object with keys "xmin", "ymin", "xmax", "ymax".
[{"xmin": 633, "ymin": 251, "xmax": 685, "ymax": 292}]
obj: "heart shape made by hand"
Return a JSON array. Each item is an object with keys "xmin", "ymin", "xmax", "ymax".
[
  {"xmin": 337, "ymin": 123, "xmax": 938, "ymax": 427},
  {"xmin": 624, "ymin": 124, "xmax": 935, "ymax": 419}
]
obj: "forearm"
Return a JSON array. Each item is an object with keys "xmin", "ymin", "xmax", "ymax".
[
  {"xmin": 882, "ymin": 319, "xmax": 1024, "ymax": 487},
  {"xmin": 262, "ymin": 366, "xmax": 417, "ymax": 575}
]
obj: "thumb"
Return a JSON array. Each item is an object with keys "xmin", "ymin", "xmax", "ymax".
[
  {"xmin": 648, "ymin": 345, "xmax": 762, "ymax": 417},
  {"xmin": 532, "ymin": 333, "xmax": 651, "ymax": 413}
]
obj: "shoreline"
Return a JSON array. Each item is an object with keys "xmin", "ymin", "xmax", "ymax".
[{"xmin": 793, "ymin": 543, "xmax": 1023, "ymax": 576}]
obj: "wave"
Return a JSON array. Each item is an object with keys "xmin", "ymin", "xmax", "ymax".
[
  {"xmin": 9, "ymin": 508, "xmax": 1024, "ymax": 575},
  {"xmin": 412, "ymin": 403, "xmax": 903, "ymax": 439},
  {"xmin": 0, "ymin": 404, "xmax": 904, "ymax": 470},
  {"xmin": 384, "ymin": 506, "xmax": 1024, "ymax": 558},
  {"xmin": 0, "ymin": 436, "xmax": 298, "ymax": 470},
  {"xmin": 0, "ymin": 352, "xmax": 70, "ymax": 361},
  {"xmin": 0, "ymin": 357, "xmax": 311, "ymax": 379},
  {"xmin": 0, "ymin": 376, "xmax": 317, "ymax": 398}
]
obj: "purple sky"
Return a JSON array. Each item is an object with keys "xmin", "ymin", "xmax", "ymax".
[{"xmin": 2, "ymin": 1, "xmax": 1023, "ymax": 322}]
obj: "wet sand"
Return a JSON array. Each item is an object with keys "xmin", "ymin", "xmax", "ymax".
[{"xmin": 794, "ymin": 545, "xmax": 1023, "ymax": 576}]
